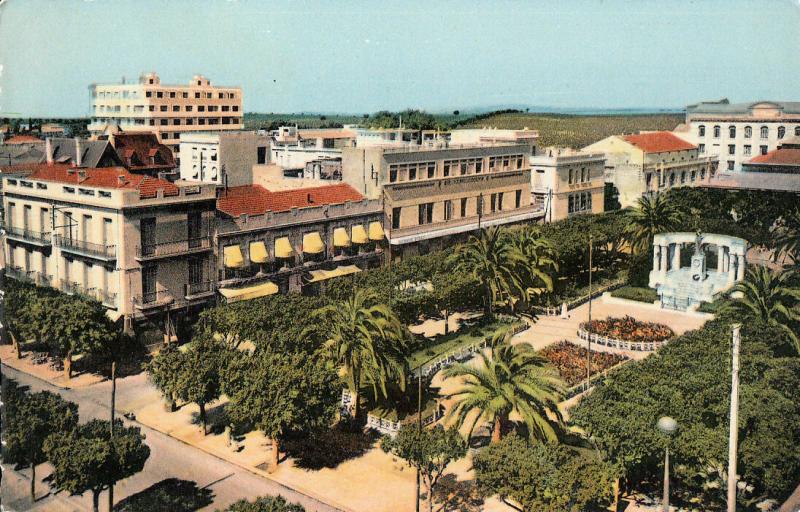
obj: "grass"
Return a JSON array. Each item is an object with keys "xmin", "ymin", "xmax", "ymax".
[
  {"xmin": 406, "ymin": 318, "xmax": 516, "ymax": 370},
  {"xmin": 611, "ymin": 285, "xmax": 659, "ymax": 303}
]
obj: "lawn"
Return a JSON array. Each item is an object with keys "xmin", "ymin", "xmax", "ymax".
[
  {"xmin": 610, "ymin": 285, "xmax": 659, "ymax": 303},
  {"xmin": 406, "ymin": 318, "xmax": 518, "ymax": 370}
]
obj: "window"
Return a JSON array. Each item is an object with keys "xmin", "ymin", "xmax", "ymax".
[
  {"xmin": 744, "ymin": 126, "xmax": 752, "ymax": 138},
  {"xmin": 490, "ymin": 193, "xmax": 497, "ymax": 213},
  {"xmin": 7, "ymin": 179, "xmax": 17, "ymax": 186},
  {"xmin": 727, "ymin": 161, "xmax": 735, "ymax": 171},
  {"xmin": 795, "ymin": 127, "xmax": 800, "ymax": 137},
  {"xmin": 690, "ymin": 170, "xmax": 696, "ymax": 182},
  {"xmin": 99, "ymin": 191, "xmax": 112, "ymax": 198},
  {"xmin": 195, "ymin": 92, "xmax": 201, "ymax": 99},
  {"xmin": 568, "ymin": 169, "xmax": 573, "ymax": 184},
  {"xmin": 778, "ymin": 126, "xmax": 786, "ymax": 139},
  {"xmin": 515, "ymin": 189, "xmax": 522, "ymax": 208},
  {"xmin": 146, "ymin": 91, "xmax": 152, "ymax": 98},
  {"xmin": 698, "ymin": 125, "xmax": 705, "ymax": 137},
  {"xmin": 427, "ymin": 163, "xmax": 435, "ymax": 179},
  {"xmin": 182, "ymin": 92, "xmax": 188, "ymax": 99},
  {"xmin": 713, "ymin": 125, "xmax": 720, "ymax": 138},
  {"xmin": 198, "ymin": 105, "xmax": 205, "ymax": 112},
  {"xmin": 409, "ymin": 165, "xmax": 417, "ymax": 180},
  {"xmin": 517, "ymin": 157, "xmax": 523, "ymax": 168},
  {"xmin": 460, "ymin": 198, "xmax": 467, "ymax": 217},
  {"xmin": 700, "ymin": 169, "xmax": 706, "ymax": 180},
  {"xmin": 156, "ymin": 91, "xmax": 163, "ymax": 98},
  {"xmin": 760, "ymin": 126, "xmax": 768, "ymax": 139},
  {"xmin": 36, "ymin": 183, "xmax": 47, "ymax": 190},
  {"xmin": 444, "ymin": 200, "xmax": 453, "ymax": 221},
  {"xmin": 172, "ymin": 105, "xmax": 180, "ymax": 112},
  {"xmin": 743, "ymin": 145, "xmax": 751, "ymax": 156},
  {"xmin": 186, "ymin": 119, "xmax": 194, "ymax": 125},
  {"xmin": 699, "ymin": 143, "xmax": 705, "ymax": 153},
  {"xmin": 669, "ymin": 173, "xmax": 675, "ymax": 186},
  {"xmin": 418, "ymin": 203, "xmax": 433, "ymax": 225},
  {"xmin": 646, "ymin": 173, "xmax": 652, "ymax": 187},
  {"xmin": 389, "ymin": 166, "xmax": 398, "ymax": 182},
  {"xmin": 680, "ymin": 172, "xmax": 686, "ymax": 184},
  {"xmin": 391, "ymin": 208, "xmax": 401, "ymax": 229},
  {"xmin": 497, "ymin": 192, "xmax": 504, "ymax": 210},
  {"xmin": 63, "ymin": 186, "xmax": 75, "ymax": 193},
  {"xmin": 728, "ymin": 144, "xmax": 735, "ymax": 155},
  {"xmin": 568, "ymin": 195, "xmax": 575, "ymax": 213},
  {"xmin": 760, "ymin": 145, "xmax": 768, "ymax": 155},
  {"xmin": 78, "ymin": 188, "xmax": 95, "ymax": 196},
  {"xmin": 475, "ymin": 161, "xmax": 482, "ymax": 173},
  {"xmin": 460, "ymin": 162, "xmax": 467, "ymax": 175},
  {"xmin": 173, "ymin": 119, "xmax": 181, "ymax": 125},
  {"xmin": 186, "ymin": 105, "xmax": 193, "ymax": 112},
  {"xmin": 729, "ymin": 126, "xmax": 736, "ymax": 138},
  {"xmin": 443, "ymin": 163, "xmax": 450, "ymax": 177},
  {"xmin": 160, "ymin": 119, "xmax": 168, "ymax": 126},
  {"xmin": 257, "ymin": 146, "xmax": 267, "ymax": 165}
]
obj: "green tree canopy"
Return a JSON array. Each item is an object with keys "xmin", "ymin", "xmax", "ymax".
[{"xmin": 220, "ymin": 495, "xmax": 306, "ymax": 512}]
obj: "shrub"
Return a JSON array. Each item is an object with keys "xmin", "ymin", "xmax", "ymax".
[{"xmin": 611, "ymin": 286, "xmax": 658, "ymax": 304}]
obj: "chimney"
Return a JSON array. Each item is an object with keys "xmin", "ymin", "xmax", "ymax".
[
  {"xmin": 45, "ymin": 138, "xmax": 53, "ymax": 164},
  {"xmin": 74, "ymin": 137, "xmax": 82, "ymax": 167}
]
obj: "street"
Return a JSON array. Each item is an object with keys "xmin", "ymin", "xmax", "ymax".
[{"xmin": 1, "ymin": 364, "xmax": 340, "ymax": 512}]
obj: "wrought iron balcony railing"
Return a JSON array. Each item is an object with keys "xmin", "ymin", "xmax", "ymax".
[
  {"xmin": 54, "ymin": 235, "xmax": 116, "ymax": 260},
  {"xmin": 136, "ymin": 236, "xmax": 212, "ymax": 260},
  {"xmin": 4, "ymin": 225, "xmax": 52, "ymax": 245},
  {"xmin": 185, "ymin": 281, "xmax": 214, "ymax": 298}
]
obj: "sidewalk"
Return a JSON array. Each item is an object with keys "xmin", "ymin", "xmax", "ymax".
[{"xmin": 0, "ymin": 345, "xmax": 105, "ymax": 389}]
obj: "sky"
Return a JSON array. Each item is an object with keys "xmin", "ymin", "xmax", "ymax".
[{"xmin": 0, "ymin": 0, "xmax": 799, "ymax": 117}]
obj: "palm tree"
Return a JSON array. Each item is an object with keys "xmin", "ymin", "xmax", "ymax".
[
  {"xmin": 773, "ymin": 208, "xmax": 800, "ymax": 268},
  {"xmin": 625, "ymin": 194, "xmax": 683, "ymax": 254},
  {"xmin": 443, "ymin": 343, "xmax": 563, "ymax": 444},
  {"xmin": 451, "ymin": 227, "xmax": 522, "ymax": 318},
  {"xmin": 508, "ymin": 228, "xmax": 559, "ymax": 308},
  {"xmin": 726, "ymin": 266, "xmax": 800, "ymax": 352},
  {"xmin": 315, "ymin": 290, "xmax": 407, "ymax": 418}
]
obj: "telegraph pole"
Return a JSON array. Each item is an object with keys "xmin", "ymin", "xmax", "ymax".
[
  {"xmin": 585, "ymin": 236, "xmax": 593, "ymax": 391},
  {"xmin": 108, "ymin": 359, "xmax": 117, "ymax": 512},
  {"xmin": 727, "ymin": 324, "xmax": 741, "ymax": 512}
]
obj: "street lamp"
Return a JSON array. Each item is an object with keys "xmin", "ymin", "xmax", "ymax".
[{"xmin": 657, "ymin": 416, "xmax": 678, "ymax": 512}]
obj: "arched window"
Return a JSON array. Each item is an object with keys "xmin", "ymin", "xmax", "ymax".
[
  {"xmin": 744, "ymin": 126, "xmax": 752, "ymax": 138},
  {"xmin": 760, "ymin": 126, "xmax": 769, "ymax": 139},
  {"xmin": 698, "ymin": 125, "xmax": 706, "ymax": 137},
  {"xmin": 778, "ymin": 126, "xmax": 786, "ymax": 139},
  {"xmin": 729, "ymin": 126, "xmax": 736, "ymax": 138},
  {"xmin": 713, "ymin": 125, "xmax": 721, "ymax": 138}
]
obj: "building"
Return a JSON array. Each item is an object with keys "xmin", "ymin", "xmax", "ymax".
[
  {"xmin": 449, "ymin": 128, "xmax": 539, "ymax": 155},
  {"xmin": 678, "ymin": 99, "xmax": 800, "ymax": 172},
  {"xmin": 584, "ymin": 131, "xmax": 717, "ymax": 208},
  {"xmin": 3, "ymin": 135, "xmax": 43, "ymax": 145},
  {"xmin": 341, "ymin": 143, "xmax": 540, "ymax": 260},
  {"xmin": 704, "ymin": 137, "xmax": 800, "ymax": 193},
  {"xmin": 530, "ymin": 148, "xmax": 605, "ymax": 221},
  {"xmin": 40, "ymin": 124, "xmax": 67, "ymax": 137},
  {"xmin": 104, "ymin": 132, "xmax": 176, "ymax": 177},
  {"xmin": 179, "ymin": 131, "xmax": 269, "ymax": 187},
  {"xmin": 88, "ymin": 72, "xmax": 243, "ymax": 161},
  {"xmin": 47, "ymin": 137, "xmax": 124, "ymax": 168},
  {"xmin": 215, "ymin": 183, "xmax": 384, "ymax": 299},
  {"xmin": 2, "ymin": 157, "xmax": 218, "ymax": 341}
]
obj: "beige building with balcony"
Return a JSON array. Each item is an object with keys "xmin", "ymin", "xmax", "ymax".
[
  {"xmin": 530, "ymin": 148, "xmax": 605, "ymax": 222},
  {"xmin": 2, "ymin": 160, "xmax": 217, "ymax": 341},
  {"xmin": 341, "ymin": 143, "xmax": 541, "ymax": 260},
  {"xmin": 88, "ymin": 72, "xmax": 243, "ymax": 161},
  {"xmin": 215, "ymin": 183, "xmax": 384, "ymax": 299},
  {"xmin": 583, "ymin": 131, "xmax": 718, "ymax": 208}
]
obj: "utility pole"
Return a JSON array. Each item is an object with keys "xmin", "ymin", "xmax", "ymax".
[
  {"xmin": 415, "ymin": 366, "xmax": 422, "ymax": 512},
  {"xmin": 727, "ymin": 324, "xmax": 741, "ymax": 512},
  {"xmin": 585, "ymin": 236, "xmax": 593, "ymax": 391},
  {"xmin": 108, "ymin": 360, "xmax": 117, "ymax": 512}
]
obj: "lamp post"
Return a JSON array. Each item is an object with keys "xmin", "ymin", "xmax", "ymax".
[{"xmin": 657, "ymin": 416, "xmax": 678, "ymax": 512}]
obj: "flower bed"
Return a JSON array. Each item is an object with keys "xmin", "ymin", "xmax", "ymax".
[
  {"xmin": 583, "ymin": 316, "xmax": 673, "ymax": 343},
  {"xmin": 540, "ymin": 341, "xmax": 628, "ymax": 387}
]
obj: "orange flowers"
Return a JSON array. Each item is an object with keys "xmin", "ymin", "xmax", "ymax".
[{"xmin": 584, "ymin": 316, "xmax": 673, "ymax": 343}]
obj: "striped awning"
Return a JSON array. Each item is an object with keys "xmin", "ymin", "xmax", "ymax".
[
  {"xmin": 275, "ymin": 237, "xmax": 294, "ymax": 259},
  {"xmin": 219, "ymin": 281, "xmax": 279, "ymax": 302},
  {"xmin": 351, "ymin": 225, "xmax": 368, "ymax": 244},
  {"xmin": 368, "ymin": 221, "xmax": 385, "ymax": 241},
  {"xmin": 223, "ymin": 245, "xmax": 245, "ymax": 268},
  {"xmin": 249, "ymin": 241, "xmax": 268, "ymax": 264},
  {"xmin": 302, "ymin": 232, "xmax": 325, "ymax": 254},
  {"xmin": 333, "ymin": 227, "xmax": 351, "ymax": 247}
]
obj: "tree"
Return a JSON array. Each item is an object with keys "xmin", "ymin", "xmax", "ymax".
[
  {"xmin": 44, "ymin": 419, "xmax": 150, "ymax": 512},
  {"xmin": 453, "ymin": 110, "xmax": 460, "ymax": 116},
  {"xmin": 223, "ymin": 350, "xmax": 338, "ymax": 471},
  {"xmin": 48, "ymin": 295, "xmax": 116, "ymax": 379},
  {"xmin": 314, "ymin": 290, "xmax": 407, "ymax": 418},
  {"xmin": 176, "ymin": 337, "xmax": 225, "ymax": 435},
  {"xmin": 443, "ymin": 343, "xmax": 563, "ymax": 444},
  {"xmin": 508, "ymin": 228, "xmax": 559, "ymax": 309},
  {"xmin": 473, "ymin": 435, "xmax": 615, "ymax": 512},
  {"xmin": 431, "ymin": 272, "xmax": 478, "ymax": 334},
  {"xmin": 625, "ymin": 194, "xmax": 683, "ymax": 254},
  {"xmin": 773, "ymin": 207, "xmax": 800, "ymax": 267},
  {"xmin": 726, "ymin": 266, "xmax": 800, "ymax": 353},
  {"xmin": 146, "ymin": 343, "xmax": 184, "ymax": 411},
  {"xmin": 451, "ymin": 227, "xmax": 522, "ymax": 317},
  {"xmin": 382, "ymin": 426, "xmax": 467, "ymax": 512},
  {"xmin": 222, "ymin": 495, "xmax": 306, "ymax": 512},
  {"xmin": 3, "ymin": 390, "xmax": 78, "ymax": 501}
]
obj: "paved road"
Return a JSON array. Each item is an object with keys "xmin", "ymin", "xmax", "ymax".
[{"xmin": 1, "ymin": 364, "xmax": 340, "ymax": 512}]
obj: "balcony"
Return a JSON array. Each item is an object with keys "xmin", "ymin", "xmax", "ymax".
[
  {"xmin": 54, "ymin": 235, "xmax": 116, "ymax": 261},
  {"xmin": 4, "ymin": 226, "xmax": 52, "ymax": 246},
  {"xmin": 5, "ymin": 267, "xmax": 52, "ymax": 287},
  {"xmin": 136, "ymin": 236, "xmax": 212, "ymax": 261},
  {"xmin": 184, "ymin": 281, "xmax": 215, "ymax": 300},
  {"xmin": 58, "ymin": 280, "xmax": 117, "ymax": 307},
  {"xmin": 133, "ymin": 289, "xmax": 179, "ymax": 311}
]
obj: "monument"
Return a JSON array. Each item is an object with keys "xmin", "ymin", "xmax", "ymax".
[{"xmin": 649, "ymin": 231, "xmax": 748, "ymax": 311}]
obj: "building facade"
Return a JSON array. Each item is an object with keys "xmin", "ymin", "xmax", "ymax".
[
  {"xmin": 584, "ymin": 131, "xmax": 717, "ymax": 208},
  {"xmin": 530, "ymin": 148, "xmax": 605, "ymax": 221},
  {"xmin": 341, "ymin": 143, "xmax": 540, "ymax": 260},
  {"xmin": 88, "ymin": 73, "xmax": 243, "ymax": 161},
  {"xmin": 679, "ymin": 100, "xmax": 800, "ymax": 172},
  {"xmin": 179, "ymin": 131, "xmax": 269, "ymax": 187}
]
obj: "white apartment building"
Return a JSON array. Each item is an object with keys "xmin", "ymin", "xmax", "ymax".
[
  {"xmin": 678, "ymin": 100, "xmax": 800, "ymax": 172},
  {"xmin": 179, "ymin": 131, "xmax": 269, "ymax": 187},
  {"xmin": 88, "ymin": 72, "xmax": 243, "ymax": 161}
]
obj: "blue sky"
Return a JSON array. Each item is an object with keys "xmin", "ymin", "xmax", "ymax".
[{"xmin": 0, "ymin": 0, "xmax": 798, "ymax": 117}]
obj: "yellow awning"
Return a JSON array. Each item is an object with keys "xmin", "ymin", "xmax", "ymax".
[
  {"xmin": 249, "ymin": 241, "xmax": 268, "ymax": 264},
  {"xmin": 275, "ymin": 237, "xmax": 294, "ymax": 259},
  {"xmin": 219, "ymin": 281, "xmax": 279, "ymax": 302},
  {"xmin": 351, "ymin": 225, "xmax": 368, "ymax": 244},
  {"xmin": 306, "ymin": 265, "xmax": 362, "ymax": 283},
  {"xmin": 303, "ymin": 232, "xmax": 325, "ymax": 254},
  {"xmin": 333, "ymin": 227, "xmax": 351, "ymax": 247},
  {"xmin": 105, "ymin": 309, "xmax": 123, "ymax": 322},
  {"xmin": 368, "ymin": 221, "xmax": 385, "ymax": 241},
  {"xmin": 223, "ymin": 245, "xmax": 245, "ymax": 268}
]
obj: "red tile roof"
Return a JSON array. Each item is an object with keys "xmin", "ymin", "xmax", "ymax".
[
  {"xmin": 18, "ymin": 163, "xmax": 179, "ymax": 199},
  {"xmin": 4, "ymin": 135, "xmax": 43, "ymax": 144},
  {"xmin": 622, "ymin": 132, "xmax": 696, "ymax": 153},
  {"xmin": 748, "ymin": 148, "xmax": 800, "ymax": 166},
  {"xmin": 217, "ymin": 183, "xmax": 364, "ymax": 217},
  {"xmin": 111, "ymin": 132, "xmax": 175, "ymax": 172}
]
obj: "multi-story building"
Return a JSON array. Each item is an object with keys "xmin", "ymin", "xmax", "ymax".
[
  {"xmin": 530, "ymin": 148, "xmax": 605, "ymax": 222},
  {"xmin": 88, "ymin": 73, "xmax": 243, "ymax": 161},
  {"xmin": 2, "ymin": 156, "xmax": 218, "ymax": 341},
  {"xmin": 449, "ymin": 128, "xmax": 539, "ymax": 155},
  {"xmin": 677, "ymin": 100, "xmax": 800, "ymax": 172},
  {"xmin": 341, "ymin": 143, "xmax": 540, "ymax": 260},
  {"xmin": 215, "ymin": 183, "xmax": 384, "ymax": 299},
  {"xmin": 705, "ymin": 137, "xmax": 800, "ymax": 193},
  {"xmin": 584, "ymin": 131, "xmax": 717, "ymax": 208},
  {"xmin": 179, "ymin": 131, "xmax": 269, "ymax": 187}
]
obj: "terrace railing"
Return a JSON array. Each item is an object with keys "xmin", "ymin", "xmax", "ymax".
[
  {"xmin": 4, "ymin": 226, "xmax": 52, "ymax": 245},
  {"xmin": 136, "ymin": 236, "xmax": 212, "ymax": 260},
  {"xmin": 54, "ymin": 235, "xmax": 116, "ymax": 260}
]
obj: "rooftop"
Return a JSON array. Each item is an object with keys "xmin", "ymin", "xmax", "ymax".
[
  {"xmin": 110, "ymin": 132, "xmax": 175, "ymax": 172},
  {"xmin": 299, "ymin": 129, "xmax": 356, "ymax": 140},
  {"xmin": 686, "ymin": 99, "xmax": 800, "ymax": 115},
  {"xmin": 4, "ymin": 135, "xmax": 43, "ymax": 145},
  {"xmin": 217, "ymin": 183, "xmax": 364, "ymax": 218},
  {"xmin": 747, "ymin": 148, "xmax": 800, "ymax": 167},
  {"xmin": 622, "ymin": 131, "xmax": 697, "ymax": 153}
]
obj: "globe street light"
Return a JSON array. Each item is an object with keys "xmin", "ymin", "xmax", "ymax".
[{"xmin": 657, "ymin": 416, "xmax": 679, "ymax": 512}]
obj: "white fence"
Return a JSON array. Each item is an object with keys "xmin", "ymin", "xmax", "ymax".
[{"xmin": 577, "ymin": 326, "xmax": 671, "ymax": 352}]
